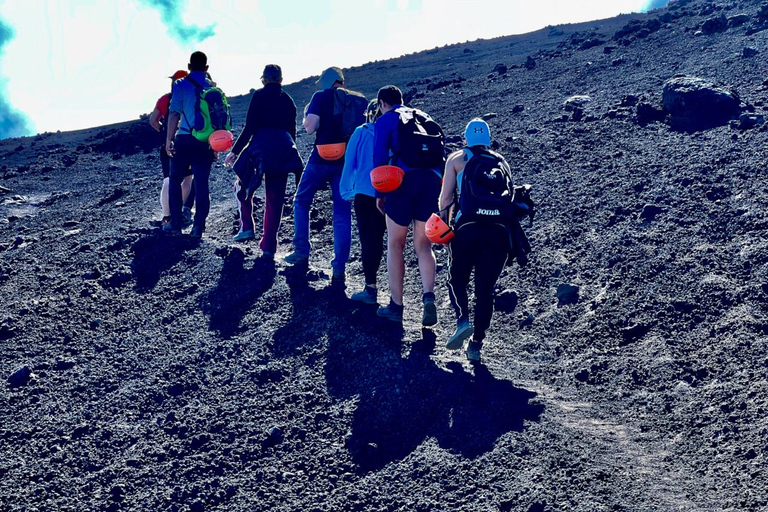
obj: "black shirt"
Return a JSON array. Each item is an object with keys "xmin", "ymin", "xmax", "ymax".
[{"xmin": 232, "ymin": 82, "xmax": 298, "ymax": 155}]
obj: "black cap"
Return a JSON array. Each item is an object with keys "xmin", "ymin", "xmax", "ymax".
[{"xmin": 262, "ymin": 64, "xmax": 282, "ymax": 81}]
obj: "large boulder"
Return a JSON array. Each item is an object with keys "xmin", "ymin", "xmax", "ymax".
[{"xmin": 662, "ymin": 76, "xmax": 741, "ymax": 131}]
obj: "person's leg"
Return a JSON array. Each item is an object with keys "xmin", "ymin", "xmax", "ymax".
[
  {"xmin": 385, "ymin": 217, "xmax": 408, "ymax": 305},
  {"xmin": 183, "ymin": 178, "xmax": 196, "ymax": 209},
  {"xmin": 447, "ymin": 229, "xmax": 474, "ymax": 322},
  {"xmin": 291, "ymin": 164, "xmax": 323, "ymax": 256},
  {"xmin": 181, "ymin": 175, "xmax": 194, "ymax": 204},
  {"xmin": 261, "ymin": 172, "xmax": 288, "ymax": 254},
  {"xmin": 330, "ymin": 169, "xmax": 352, "ymax": 274},
  {"xmin": 234, "ymin": 178, "xmax": 255, "ymax": 233},
  {"xmin": 168, "ymin": 139, "xmax": 193, "ymax": 230},
  {"xmin": 354, "ymin": 194, "xmax": 386, "ymax": 287},
  {"xmin": 413, "ymin": 220, "xmax": 436, "ymax": 295},
  {"xmin": 190, "ymin": 142, "xmax": 213, "ymax": 230},
  {"xmin": 472, "ymin": 226, "xmax": 509, "ymax": 343},
  {"xmin": 160, "ymin": 178, "xmax": 170, "ymax": 217}
]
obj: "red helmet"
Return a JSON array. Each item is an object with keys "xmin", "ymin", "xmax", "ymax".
[
  {"xmin": 316, "ymin": 143, "xmax": 347, "ymax": 161},
  {"xmin": 209, "ymin": 130, "xmax": 234, "ymax": 152},
  {"xmin": 425, "ymin": 213, "xmax": 454, "ymax": 244},
  {"xmin": 370, "ymin": 165, "xmax": 404, "ymax": 193}
]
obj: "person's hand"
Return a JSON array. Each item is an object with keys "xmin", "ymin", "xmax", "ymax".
[
  {"xmin": 376, "ymin": 197, "xmax": 386, "ymax": 215},
  {"xmin": 224, "ymin": 152, "xmax": 237, "ymax": 167},
  {"xmin": 165, "ymin": 140, "xmax": 175, "ymax": 157}
]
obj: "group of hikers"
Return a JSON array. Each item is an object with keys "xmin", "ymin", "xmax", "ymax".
[{"xmin": 148, "ymin": 51, "xmax": 531, "ymax": 362}]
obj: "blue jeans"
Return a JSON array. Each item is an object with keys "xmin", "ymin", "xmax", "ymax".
[{"xmin": 292, "ymin": 161, "xmax": 351, "ymax": 272}]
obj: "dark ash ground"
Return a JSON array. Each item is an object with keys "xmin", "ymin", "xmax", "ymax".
[{"xmin": 2, "ymin": 1, "xmax": 768, "ymax": 510}]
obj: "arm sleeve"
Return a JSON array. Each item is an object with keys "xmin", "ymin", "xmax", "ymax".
[
  {"xmin": 340, "ymin": 127, "xmax": 363, "ymax": 201},
  {"xmin": 373, "ymin": 113, "xmax": 395, "ymax": 168},
  {"xmin": 231, "ymin": 94, "xmax": 258, "ymax": 156},
  {"xmin": 288, "ymin": 96, "xmax": 297, "ymax": 142},
  {"xmin": 168, "ymin": 82, "xmax": 183, "ymax": 114}
]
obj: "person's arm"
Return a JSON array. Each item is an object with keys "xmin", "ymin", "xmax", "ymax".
[
  {"xmin": 303, "ymin": 92, "xmax": 322, "ymax": 134},
  {"xmin": 439, "ymin": 151, "xmax": 460, "ymax": 218},
  {"xmin": 231, "ymin": 94, "xmax": 258, "ymax": 156},
  {"xmin": 149, "ymin": 108, "xmax": 162, "ymax": 132},
  {"xmin": 303, "ymin": 114, "xmax": 320, "ymax": 134},
  {"xmin": 288, "ymin": 97, "xmax": 297, "ymax": 142},
  {"xmin": 165, "ymin": 111, "xmax": 180, "ymax": 156},
  {"xmin": 372, "ymin": 113, "xmax": 395, "ymax": 168},
  {"xmin": 340, "ymin": 127, "xmax": 363, "ymax": 201}
]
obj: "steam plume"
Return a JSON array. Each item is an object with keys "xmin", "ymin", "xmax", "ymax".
[
  {"xmin": 642, "ymin": 0, "xmax": 670, "ymax": 11},
  {"xmin": 138, "ymin": 0, "xmax": 215, "ymax": 44},
  {"xmin": 0, "ymin": 19, "xmax": 31, "ymax": 139}
]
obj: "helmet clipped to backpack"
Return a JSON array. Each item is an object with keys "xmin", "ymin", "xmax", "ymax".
[
  {"xmin": 370, "ymin": 165, "xmax": 404, "ymax": 193},
  {"xmin": 425, "ymin": 213, "xmax": 454, "ymax": 244}
]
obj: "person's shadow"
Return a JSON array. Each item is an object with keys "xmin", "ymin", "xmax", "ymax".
[
  {"xmin": 130, "ymin": 232, "xmax": 199, "ymax": 292},
  {"xmin": 326, "ymin": 326, "xmax": 544, "ymax": 473},
  {"xmin": 203, "ymin": 247, "xmax": 276, "ymax": 338}
]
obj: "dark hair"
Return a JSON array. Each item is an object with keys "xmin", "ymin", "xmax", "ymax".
[
  {"xmin": 262, "ymin": 64, "xmax": 282, "ymax": 82},
  {"xmin": 377, "ymin": 85, "xmax": 402, "ymax": 106},
  {"xmin": 189, "ymin": 51, "xmax": 208, "ymax": 71}
]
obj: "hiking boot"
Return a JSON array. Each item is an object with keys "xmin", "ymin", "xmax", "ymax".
[
  {"xmin": 466, "ymin": 340, "xmax": 482, "ymax": 362},
  {"xmin": 162, "ymin": 223, "xmax": 181, "ymax": 236},
  {"xmin": 422, "ymin": 297, "xmax": 438, "ymax": 327},
  {"xmin": 351, "ymin": 286, "xmax": 378, "ymax": 305},
  {"xmin": 284, "ymin": 251, "xmax": 309, "ymax": 265},
  {"xmin": 182, "ymin": 206, "xmax": 193, "ymax": 227},
  {"xmin": 233, "ymin": 229, "xmax": 255, "ymax": 242},
  {"xmin": 446, "ymin": 319, "xmax": 474, "ymax": 351},
  {"xmin": 377, "ymin": 301, "xmax": 403, "ymax": 323},
  {"xmin": 189, "ymin": 225, "xmax": 204, "ymax": 239}
]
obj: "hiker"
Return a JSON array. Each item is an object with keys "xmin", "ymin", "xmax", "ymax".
[
  {"xmin": 148, "ymin": 69, "xmax": 194, "ymax": 227},
  {"xmin": 373, "ymin": 85, "xmax": 445, "ymax": 325},
  {"xmin": 340, "ymin": 100, "xmax": 385, "ymax": 303},
  {"xmin": 223, "ymin": 64, "xmax": 304, "ymax": 259},
  {"xmin": 284, "ymin": 66, "xmax": 366, "ymax": 285},
  {"xmin": 440, "ymin": 118, "xmax": 517, "ymax": 361},
  {"xmin": 164, "ymin": 51, "xmax": 225, "ymax": 238}
]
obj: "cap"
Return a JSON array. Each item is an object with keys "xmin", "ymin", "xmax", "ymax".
[
  {"xmin": 262, "ymin": 64, "xmax": 282, "ymax": 81},
  {"xmin": 464, "ymin": 118, "xmax": 491, "ymax": 147},
  {"xmin": 169, "ymin": 70, "xmax": 188, "ymax": 80},
  {"xmin": 316, "ymin": 66, "xmax": 344, "ymax": 90}
]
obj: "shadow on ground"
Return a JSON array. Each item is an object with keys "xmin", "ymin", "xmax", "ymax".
[
  {"xmin": 130, "ymin": 233, "xmax": 199, "ymax": 292},
  {"xmin": 203, "ymin": 247, "xmax": 277, "ymax": 338}
]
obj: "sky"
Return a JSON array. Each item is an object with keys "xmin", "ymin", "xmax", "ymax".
[{"xmin": 0, "ymin": 0, "xmax": 668, "ymax": 138}]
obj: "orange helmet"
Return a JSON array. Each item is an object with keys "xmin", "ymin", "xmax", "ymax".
[
  {"xmin": 370, "ymin": 165, "xmax": 404, "ymax": 193},
  {"xmin": 316, "ymin": 142, "xmax": 347, "ymax": 161},
  {"xmin": 209, "ymin": 129, "xmax": 234, "ymax": 152},
  {"xmin": 425, "ymin": 213, "xmax": 454, "ymax": 244}
]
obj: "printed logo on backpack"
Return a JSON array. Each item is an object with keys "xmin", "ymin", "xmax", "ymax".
[{"xmin": 458, "ymin": 148, "xmax": 514, "ymax": 223}]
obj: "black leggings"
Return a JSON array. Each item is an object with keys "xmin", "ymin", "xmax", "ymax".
[
  {"xmin": 354, "ymin": 194, "xmax": 387, "ymax": 286},
  {"xmin": 447, "ymin": 222, "xmax": 509, "ymax": 342}
]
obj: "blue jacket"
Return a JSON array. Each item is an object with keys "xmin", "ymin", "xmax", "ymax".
[
  {"xmin": 340, "ymin": 123, "xmax": 376, "ymax": 200},
  {"xmin": 169, "ymin": 71, "xmax": 210, "ymax": 135}
]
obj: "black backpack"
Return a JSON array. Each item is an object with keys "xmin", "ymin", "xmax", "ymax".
[
  {"xmin": 458, "ymin": 147, "xmax": 515, "ymax": 223},
  {"xmin": 394, "ymin": 107, "xmax": 445, "ymax": 169},
  {"xmin": 332, "ymin": 88, "xmax": 368, "ymax": 142}
]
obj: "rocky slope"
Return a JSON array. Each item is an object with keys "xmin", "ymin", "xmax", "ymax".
[{"xmin": 2, "ymin": 0, "xmax": 768, "ymax": 511}]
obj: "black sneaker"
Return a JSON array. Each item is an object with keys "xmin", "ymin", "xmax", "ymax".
[
  {"xmin": 351, "ymin": 286, "xmax": 378, "ymax": 305},
  {"xmin": 162, "ymin": 223, "xmax": 181, "ymax": 236},
  {"xmin": 189, "ymin": 225, "xmax": 204, "ymax": 239},
  {"xmin": 446, "ymin": 319, "xmax": 474, "ymax": 350},
  {"xmin": 377, "ymin": 301, "xmax": 403, "ymax": 323},
  {"xmin": 422, "ymin": 298, "xmax": 437, "ymax": 327}
]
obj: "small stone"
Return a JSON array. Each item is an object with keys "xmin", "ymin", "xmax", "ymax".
[
  {"xmin": 639, "ymin": 204, "xmax": 664, "ymax": 221},
  {"xmin": 481, "ymin": 112, "xmax": 497, "ymax": 121},
  {"xmin": 557, "ymin": 284, "xmax": 579, "ymax": 306},
  {"xmin": 8, "ymin": 366, "xmax": 32, "ymax": 388},
  {"xmin": 743, "ymin": 47, "xmax": 759, "ymax": 58}
]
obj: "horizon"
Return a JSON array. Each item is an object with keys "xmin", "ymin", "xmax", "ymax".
[{"xmin": 0, "ymin": 0, "xmax": 668, "ymax": 139}]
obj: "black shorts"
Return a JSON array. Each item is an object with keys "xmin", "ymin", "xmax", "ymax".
[{"xmin": 383, "ymin": 169, "xmax": 441, "ymax": 227}]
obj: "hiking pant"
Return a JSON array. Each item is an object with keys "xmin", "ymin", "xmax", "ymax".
[
  {"xmin": 169, "ymin": 135, "xmax": 213, "ymax": 230},
  {"xmin": 447, "ymin": 222, "xmax": 509, "ymax": 342},
  {"xmin": 235, "ymin": 172, "xmax": 289, "ymax": 254},
  {"xmin": 292, "ymin": 161, "xmax": 351, "ymax": 272},
  {"xmin": 354, "ymin": 194, "xmax": 387, "ymax": 286}
]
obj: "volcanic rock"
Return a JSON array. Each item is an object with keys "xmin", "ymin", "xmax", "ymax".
[
  {"xmin": 8, "ymin": 366, "xmax": 32, "ymax": 388},
  {"xmin": 662, "ymin": 76, "xmax": 741, "ymax": 131}
]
